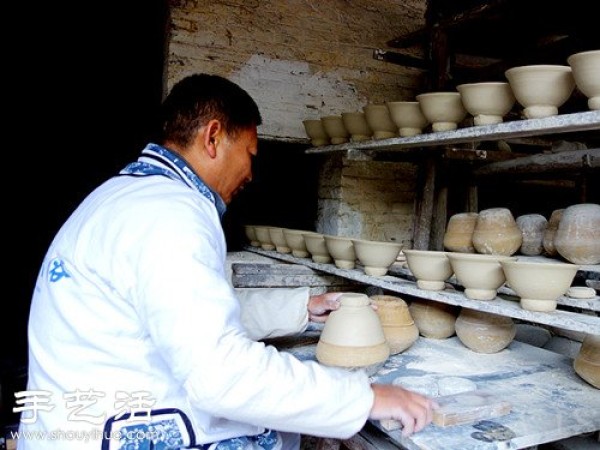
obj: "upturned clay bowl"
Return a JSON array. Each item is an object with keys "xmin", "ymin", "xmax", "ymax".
[
  {"xmin": 321, "ymin": 115, "xmax": 349, "ymax": 144},
  {"xmin": 416, "ymin": 92, "xmax": 468, "ymax": 132},
  {"xmin": 472, "ymin": 207, "xmax": 523, "ymax": 256},
  {"xmin": 303, "ymin": 232, "xmax": 332, "ymax": 264},
  {"xmin": 302, "ymin": 119, "xmax": 329, "ymax": 146},
  {"xmin": 352, "ymin": 239, "xmax": 403, "ymax": 276},
  {"xmin": 342, "ymin": 111, "xmax": 373, "ymax": 142},
  {"xmin": 268, "ymin": 227, "xmax": 291, "ymax": 253},
  {"xmin": 253, "ymin": 225, "xmax": 275, "ymax": 251},
  {"xmin": 543, "ymin": 208, "xmax": 564, "ymax": 257},
  {"xmin": 516, "ymin": 214, "xmax": 548, "ymax": 256},
  {"xmin": 500, "ymin": 258, "xmax": 579, "ymax": 312},
  {"xmin": 504, "ymin": 65, "xmax": 575, "ymax": 118},
  {"xmin": 363, "ymin": 103, "xmax": 398, "ymax": 139},
  {"xmin": 316, "ymin": 293, "xmax": 390, "ymax": 370},
  {"xmin": 567, "ymin": 50, "xmax": 600, "ymax": 110},
  {"xmin": 447, "ymin": 252, "xmax": 513, "ymax": 300},
  {"xmin": 324, "ymin": 235, "xmax": 356, "ymax": 269},
  {"xmin": 455, "ymin": 309, "xmax": 516, "ymax": 354},
  {"xmin": 456, "ymin": 82, "xmax": 516, "ymax": 125},
  {"xmin": 573, "ymin": 333, "xmax": 600, "ymax": 389},
  {"xmin": 408, "ymin": 299, "xmax": 458, "ymax": 339},
  {"xmin": 386, "ymin": 101, "xmax": 429, "ymax": 137},
  {"xmin": 443, "ymin": 212, "xmax": 479, "ymax": 253},
  {"xmin": 370, "ymin": 295, "xmax": 419, "ymax": 354},
  {"xmin": 283, "ymin": 228, "xmax": 311, "ymax": 258},
  {"xmin": 403, "ymin": 249, "xmax": 453, "ymax": 291},
  {"xmin": 554, "ymin": 203, "xmax": 600, "ymax": 265},
  {"xmin": 244, "ymin": 225, "xmax": 260, "ymax": 247}
]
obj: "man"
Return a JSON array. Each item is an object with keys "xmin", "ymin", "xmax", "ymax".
[{"xmin": 18, "ymin": 74, "xmax": 435, "ymax": 449}]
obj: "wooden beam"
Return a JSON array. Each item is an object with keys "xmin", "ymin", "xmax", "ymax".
[
  {"xmin": 372, "ymin": 49, "xmax": 428, "ymax": 70},
  {"xmin": 413, "ymin": 156, "xmax": 436, "ymax": 250},
  {"xmin": 442, "ymin": 147, "xmax": 526, "ymax": 162}
]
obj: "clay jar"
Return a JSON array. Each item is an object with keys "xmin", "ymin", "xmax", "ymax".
[
  {"xmin": 554, "ymin": 203, "xmax": 600, "ymax": 265},
  {"xmin": 316, "ymin": 293, "xmax": 390, "ymax": 370},
  {"xmin": 408, "ymin": 299, "xmax": 458, "ymax": 339},
  {"xmin": 574, "ymin": 334, "xmax": 600, "ymax": 389},
  {"xmin": 543, "ymin": 209, "xmax": 564, "ymax": 257},
  {"xmin": 370, "ymin": 295, "xmax": 419, "ymax": 355},
  {"xmin": 516, "ymin": 214, "xmax": 548, "ymax": 256},
  {"xmin": 455, "ymin": 309, "xmax": 516, "ymax": 354},
  {"xmin": 472, "ymin": 207, "xmax": 523, "ymax": 256},
  {"xmin": 443, "ymin": 212, "xmax": 479, "ymax": 253}
]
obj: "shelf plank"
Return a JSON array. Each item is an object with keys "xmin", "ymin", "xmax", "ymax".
[
  {"xmin": 305, "ymin": 111, "xmax": 600, "ymax": 155},
  {"xmin": 244, "ymin": 246, "xmax": 600, "ymax": 334}
]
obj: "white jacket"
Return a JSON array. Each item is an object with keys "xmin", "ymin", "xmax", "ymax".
[{"xmin": 18, "ymin": 145, "xmax": 373, "ymax": 449}]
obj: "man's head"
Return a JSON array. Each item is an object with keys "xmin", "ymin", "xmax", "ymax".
[{"xmin": 159, "ymin": 74, "xmax": 262, "ymax": 204}]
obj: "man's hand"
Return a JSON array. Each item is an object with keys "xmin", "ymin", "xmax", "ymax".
[{"xmin": 307, "ymin": 292, "xmax": 343, "ymax": 322}]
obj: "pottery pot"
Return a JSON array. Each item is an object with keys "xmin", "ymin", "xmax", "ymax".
[
  {"xmin": 370, "ymin": 295, "xmax": 419, "ymax": 354},
  {"xmin": 363, "ymin": 104, "xmax": 398, "ymax": 139},
  {"xmin": 253, "ymin": 226, "xmax": 275, "ymax": 251},
  {"xmin": 324, "ymin": 235, "xmax": 356, "ymax": 269},
  {"xmin": 455, "ymin": 309, "xmax": 516, "ymax": 354},
  {"xmin": 342, "ymin": 111, "xmax": 373, "ymax": 142},
  {"xmin": 302, "ymin": 119, "xmax": 329, "ymax": 146},
  {"xmin": 443, "ymin": 212, "xmax": 479, "ymax": 253},
  {"xmin": 543, "ymin": 209, "xmax": 564, "ymax": 257},
  {"xmin": 408, "ymin": 300, "xmax": 458, "ymax": 339},
  {"xmin": 403, "ymin": 249, "xmax": 453, "ymax": 291},
  {"xmin": 554, "ymin": 203, "xmax": 600, "ymax": 265},
  {"xmin": 268, "ymin": 227, "xmax": 291, "ymax": 253},
  {"xmin": 516, "ymin": 214, "xmax": 548, "ymax": 256},
  {"xmin": 303, "ymin": 232, "xmax": 332, "ymax": 264},
  {"xmin": 456, "ymin": 82, "xmax": 516, "ymax": 125},
  {"xmin": 472, "ymin": 207, "xmax": 523, "ymax": 256},
  {"xmin": 446, "ymin": 252, "xmax": 513, "ymax": 300},
  {"xmin": 244, "ymin": 225, "xmax": 260, "ymax": 247},
  {"xmin": 283, "ymin": 229, "xmax": 310, "ymax": 258},
  {"xmin": 352, "ymin": 239, "xmax": 403, "ymax": 276},
  {"xmin": 567, "ymin": 50, "xmax": 600, "ymax": 110},
  {"xmin": 573, "ymin": 334, "xmax": 600, "ymax": 389},
  {"xmin": 416, "ymin": 92, "xmax": 468, "ymax": 132},
  {"xmin": 316, "ymin": 293, "xmax": 390, "ymax": 369},
  {"xmin": 386, "ymin": 101, "xmax": 429, "ymax": 137},
  {"xmin": 321, "ymin": 115, "xmax": 349, "ymax": 144}
]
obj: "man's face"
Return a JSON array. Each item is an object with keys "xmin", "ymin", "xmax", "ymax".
[{"xmin": 218, "ymin": 126, "xmax": 258, "ymax": 204}]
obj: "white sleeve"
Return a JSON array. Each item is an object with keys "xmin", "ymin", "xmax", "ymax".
[{"xmin": 235, "ymin": 287, "xmax": 310, "ymax": 340}]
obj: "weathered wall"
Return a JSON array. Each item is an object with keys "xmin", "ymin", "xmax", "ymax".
[{"xmin": 167, "ymin": 0, "xmax": 427, "ymax": 141}]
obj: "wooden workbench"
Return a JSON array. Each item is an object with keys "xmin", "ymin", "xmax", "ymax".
[{"xmin": 282, "ymin": 335, "xmax": 600, "ymax": 450}]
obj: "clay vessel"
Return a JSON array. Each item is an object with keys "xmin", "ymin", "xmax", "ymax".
[
  {"xmin": 446, "ymin": 252, "xmax": 513, "ymax": 300},
  {"xmin": 321, "ymin": 115, "xmax": 349, "ymax": 145},
  {"xmin": 456, "ymin": 82, "xmax": 516, "ymax": 125},
  {"xmin": 303, "ymin": 232, "xmax": 332, "ymax": 264},
  {"xmin": 316, "ymin": 293, "xmax": 390, "ymax": 370},
  {"xmin": 403, "ymin": 249, "xmax": 453, "ymax": 291},
  {"xmin": 472, "ymin": 207, "xmax": 523, "ymax": 256},
  {"xmin": 324, "ymin": 235, "xmax": 356, "ymax": 269},
  {"xmin": 352, "ymin": 238, "xmax": 403, "ymax": 276},
  {"xmin": 516, "ymin": 214, "xmax": 548, "ymax": 256},
  {"xmin": 302, "ymin": 119, "xmax": 329, "ymax": 146},
  {"xmin": 342, "ymin": 111, "xmax": 373, "ymax": 142},
  {"xmin": 500, "ymin": 258, "xmax": 579, "ymax": 312},
  {"xmin": 554, "ymin": 203, "xmax": 600, "ymax": 265},
  {"xmin": 574, "ymin": 334, "xmax": 600, "ymax": 389},
  {"xmin": 370, "ymin": 295, "xmax": 419, "ymax": 354},
  {"xmin": 253, "ymin": 225, "xmax": 275, "ymax": 251},
  {"xmin": 543, "ymin": 209, "xmax": 564, "ymax": 256},
  {"xmin": 443, "ymin": 212, "xmax": 478, "ymax": 253},
  {"xmin": 283, "ymin": 228, "xmax": 311, "ymax": 258},
  {"xmin": 244, "ymin": 225, "xmax": 260, "ymax": 247},
  {"xmin": 408, "ymin": 299, "xmax": 458, "ymax": 339},
  {"xmin": 416, "ymin": 92, "xmax": 468, "ymax": 132},
  {"xmin": 268, "ymin": 227, "xmax": 291, "ymax": 253},
  {"xmin": 363, "ymin": 103, "xmax": 398, "ymax": 139},
  {"xmin": 386, "ymin": 101, "xmax": 429, "ymax": 137},
  {"xmin": 567, "ymin": 50, "xmax": 600, "ymax": 110},
  {"xmin": 455, "ymin": 309, "xmax": 516, "ymax": 354}
]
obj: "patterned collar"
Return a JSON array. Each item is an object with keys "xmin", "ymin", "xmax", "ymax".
[{"xmin": 120, "ymin": 143, "xmax": 227, "ymax": 218}]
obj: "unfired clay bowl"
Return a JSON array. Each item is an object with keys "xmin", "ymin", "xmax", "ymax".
[
  {"xmin": 324, "ymin": 235, "xmax": 356, "ymax": 269},
  {"xmin": 244, "ymin": 225, "xmax": 260, "ymax": 247},
  {"xmin": 253, "ymin": 225, "xmax": 275, "ymax": 251},
  {"xmin": 363, "ymin": 103, "xmax": 398, "ymax": 139},
  {"xmin": 567, "ymin": 50, "xmax": 600, "ymax": 110},
  {"xmin": 342, "ymin": 111, "xmax": 373, "ymax": 142},
  {"xmin": 504, "ymin": 65, "xmax": 575, "ymax": 118},
  {"xmin": 370, "ymin": 295, "xmax": 419, "ymax": 355},
  {"xmin": 321, "ymin": 115, "xmax": 349, "ymax": 144},
  {"xmin": 416, "ymin": 92, "xmax": 468, "ymax": 132},
  {"xmin": 386, "ymin": 101, "xmax": 429, "ymax": 137},
  {"xmin": 352, "ymin": 239, "xmax": 403, "ymax": 276},
  {"xmin": 403, "ymin": 249, "xmax": 453, "ymax": 291},
  {"xmin": 268, "ymin": 227, "xmax": 291, "ymax": 253},
  {"xmin": 500, "ymin": 258, "xmax": 579, "ymax": 312},
  {"xmin": 302, "ymin": 119, "xmax": 329, "ymax": 146},
  {"xmin": 446, "ymin": 252, "xmax": 513, "ymax": 300},
  {"xmin": 455, "ymin": 309, "xmax": 516, "ymax": 354},
  {"xmin": 408, "ymin": 299, "xmax": 457, "ymax": 339},
  {"xmin": 456, "ymin": 82, "xmax": 516, "ymax": 125},
  {"xmin": 303, "ymin": 232, "xmax": 331, "ymax": 264},
  {"xmin": 316, "ymin": 292, "xmax": 390, "ymax": 371},
  {"xmin": 283, "ymin": 228, "xmax": 311, "ymax": 258},
  {"xmin": 573, "ymin": 333, "xmax": 600, "ymax": 389}
]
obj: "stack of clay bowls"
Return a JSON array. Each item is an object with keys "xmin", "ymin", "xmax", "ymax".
[
  {"xmin": 567, "ymin": 50, "xmax": 600, "ymax": 110},
  {"xmin": 472, "ymin": 207, "xmax": 523, "ymax": 256},
  {"xmin": 408, "ymin": 299, "xmax": 458, "ymax": 339},
  {"xmin": 403, "ymin": 249, "xmax": 453, "ymax": 291},
  {"xmin": 456, "ymin": 82, "xmax": 516, "ymax": 125},
  {"xmin": 253, "ymin": 225, "xmax": 275, "ymax": 250},
  {"xmin": 416, "ymin": 92, "xmax": 468, "ymax": 132},
  {"xmin": 302, "ymin": 119, "xmax": 329, "ymax": 146},
  {"xmin": 316, "ymin": 292, "xmax": 390, "ymax": 373},
  {"xmin": 268, "ymin": 227, "xmax": 291, "ymax": 253},
  {"xmin": 244, "ymin": 225, "xmax": 260, "ymax": 247},
  {"xmin": 573, "ymin": 334, "xmax": 600, "ymax": 389},
  {"xmin": 370, "ymin": 295, "xmax": 419, "ymax": 355},
  {"xmin": 341, "ymin": 111, "xmax": 373, "ymax": 142},
  {"xmin": 553, "ymin": 203, "xmax": 600, "ymax": 265},
  {"xmin": 443, "ymin": 212, "xmax": 479, "ymax": 253},
  {"xmin": 352, "ymin": 238, "xmax": 403, "ymax": 276},
  {"xmin": 283, "ymin": 229, "xmax": 311, "ymax": 258},
  {"xmin": 363, "ymin": 103, "xmax": 398, "ymax": 139},
  {"xmin": 303, "ymin": 232, "xmax": 332, "ymax": 263},
  {"xmin": 455, "ymin": 308, "xmax": 516, "ymax": 354},
  {"xmin": 386, "ymin": 101, "xmax": 429, "ymax": 137},
  {"xmin": 516, "ymin": 214, "xmax": 548, "ymax": 256},
  {"xmin": 321, "ymin": 115, "xmax": 349, "ymax": 144},
  {"xmin": 324, "ymin": 235, "xmax": 356, "ymax": 269},
  {"xmin": 504, "ymin": 64, "xmax": 575, "ymax": 118},
  {"xmin": 447, "ymin": 253, "xmax": 513, "ymax": 301}
]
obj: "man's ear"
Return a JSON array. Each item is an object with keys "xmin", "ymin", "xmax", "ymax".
[{"xmin": 203, "ymin": 119, "xmax": 222, "ymax": 159}]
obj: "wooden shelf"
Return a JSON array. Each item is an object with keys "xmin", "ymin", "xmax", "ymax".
[
  {"xmin": 244, "ymin": 246, "xmax": 600, "ymax": 335},
  {"xmin": 305, "ymin": 111, "xmax": 600, "ymax": 156}
]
